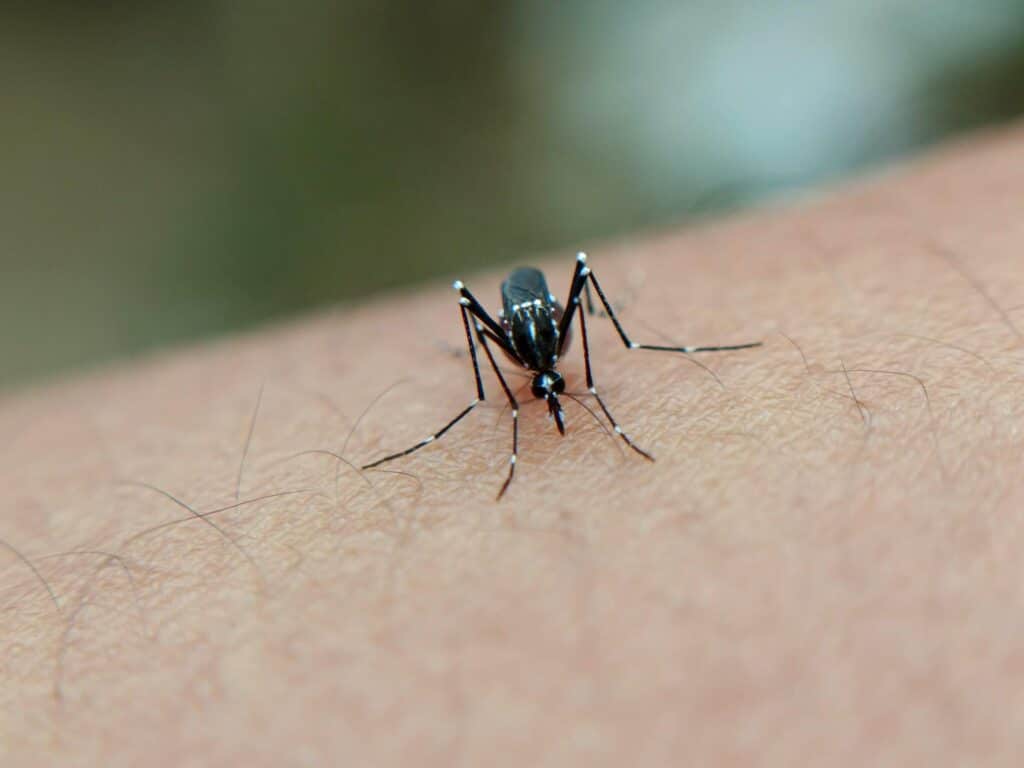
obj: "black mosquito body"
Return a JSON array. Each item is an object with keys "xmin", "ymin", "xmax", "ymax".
[{"xmin": 362, "ymin": 252, "xmax": 761, "ymax": 499}]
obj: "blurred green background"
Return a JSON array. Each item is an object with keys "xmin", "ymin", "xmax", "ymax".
[{"xmin": 3, "ymin": 1, "xmax": 1024, "ymax": 391}]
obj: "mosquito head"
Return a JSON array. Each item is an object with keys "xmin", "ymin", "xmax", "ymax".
[
  {"xmin": 531, "ymin": 370, "xmax": 565, "ymax": 400},
  {"xmin": 531, "ymin": 370, "xmax": 566, "ymax": 435}
]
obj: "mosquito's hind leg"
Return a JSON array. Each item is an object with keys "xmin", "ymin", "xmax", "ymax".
[
  {"xmin": 361, "ymin": 296, "xmax": 487, "ymax": 470},
  {"xmin": 562, "ymin": 252, "xmax": 762, "ymax": 356}
]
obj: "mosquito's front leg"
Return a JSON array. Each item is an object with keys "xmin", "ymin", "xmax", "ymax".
[
  {"xmin": 575, "ymin": 298, "xmax": 654, "ymax": 461},
  {"xmin": 473, "ymin": 323, "xmax": 522, "ymax": 499}
]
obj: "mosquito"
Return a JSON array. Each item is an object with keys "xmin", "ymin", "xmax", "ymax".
[{"xmin": 362, "ymin": 252, "xmax": 761, "ymax": 499}]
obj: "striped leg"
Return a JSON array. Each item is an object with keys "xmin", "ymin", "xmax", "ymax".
[
  {"xmin": 576, "ymin": 301, "xmax": 654, "ymax": 461},
  {"xmin": 473, "ymin": 324, "xmax": 521, "ymax": 499},
  {"xmin": 576, "ymin": 252, "xmax": 762, "ymax": 354},
  {"xmin": 362, "ymin": 291, "xmax": 487, "ymax": 470}
]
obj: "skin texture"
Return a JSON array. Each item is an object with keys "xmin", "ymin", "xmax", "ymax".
[{"xmin": 3, "ymin": 125, "xmax": 1024, "ymax": 767}]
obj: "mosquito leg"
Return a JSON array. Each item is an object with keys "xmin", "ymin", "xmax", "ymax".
[
  {"xmin": 436, "ymin": 339, "xmax": 528, "ymax": 380},
  {"xmin": 576, "ymin": 301, "xmax": 654, "ymax": 461},
  {"xmin": 474, "ymin": 323, "xmax": 521, "ymax": 500},
  {"xmin": 556, "ymin": 253, "xmax": 589, "ymax": 356},
  {"xmin": 453, "ymin": 280, "xmax": 510, "ymax": 345},
  {"xmin": 584, "ymin": 280, "xmax": 597, "ymax": 315},
  {"xmin": 576, "ymin": 252, "xmax": 763, "ymax": 354},
  {"xmin": 583, "ymin": 277, "xmax": 623, "ymax": 319},
  {"xmin": 361, "ymin": 296, "xmax": 486, "ymax": 470}
]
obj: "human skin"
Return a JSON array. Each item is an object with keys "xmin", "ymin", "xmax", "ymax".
[{"xmin": 2, "ymin": 125, "xmax": 1024, "ymax": 767}]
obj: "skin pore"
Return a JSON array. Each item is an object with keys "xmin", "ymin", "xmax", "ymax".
[{"xmin": 2, "ymin": 125, "xmax": 1024, "ymax": 766}]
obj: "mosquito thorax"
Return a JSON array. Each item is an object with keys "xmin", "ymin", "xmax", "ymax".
[{"xmin": 531, "ymin": 370, "xmax": 565, "ymax": 400}]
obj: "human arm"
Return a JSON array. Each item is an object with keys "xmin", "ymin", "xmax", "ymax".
[{"xmin": 3, "ymin": 125, "xmax": 1024, "ymax": 766}]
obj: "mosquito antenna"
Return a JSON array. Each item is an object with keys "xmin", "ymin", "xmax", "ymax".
[
  {"xmin": 630, "ymin": 315, "xmax": 727, "ymax": 389},
  {"xmin": 564, "ymin": 392, "xmax": 625, "ymax": 458}
]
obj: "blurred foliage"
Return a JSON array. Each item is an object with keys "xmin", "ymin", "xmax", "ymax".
[{"xmin": 2, "ymin": 1, "xmax": 1024, "ymax": 389}]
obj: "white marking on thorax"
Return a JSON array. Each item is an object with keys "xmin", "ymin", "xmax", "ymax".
[{"xmin": 511, "ymin": 298, "xmax": 544, "ymax": 312}]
